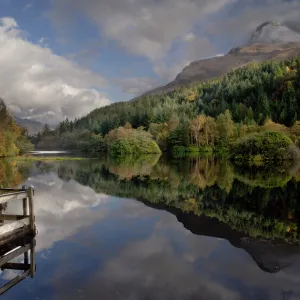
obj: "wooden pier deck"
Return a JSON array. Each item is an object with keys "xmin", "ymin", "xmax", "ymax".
[{"xmin": 0, "ymin": 186, "xmax": 36, "ymax": 295}]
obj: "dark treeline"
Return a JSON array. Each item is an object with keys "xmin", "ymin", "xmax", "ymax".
[{"xmin": 34, "ymin": 56, "xmax": 300, "ymax": 157}]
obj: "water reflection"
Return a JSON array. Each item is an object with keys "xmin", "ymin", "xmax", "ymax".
[
  {"xmin": 65, "ymin": 157, "xmax": 300, "ymax": 244},
  {"xmin": 1, "ymin": 157, "xmax": 300, "ymax": 299},
  {"xmin": 0, "ymin": 237, "xmax": 36, "ymax": 295}
]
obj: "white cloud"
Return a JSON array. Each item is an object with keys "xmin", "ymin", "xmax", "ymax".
[
  {"xmin": 23, "ymin": 2, "xmax": 34, "ymax": 12},
  {"xmin": 51, "ymin": 0, "xmax": 231, "ymax": 80},
  {"xmin": 153, "ymin": 36, "xmax": 216, "ymax": 82},
  {"xmin": 0, "ymin": 17, "xmax": 110, "ymax": 124},
  {"xmin": 50, "ymin": 0, "xmax": 300, "ymax": 88},
  {"xmin": 38, "ymin": 37, "xmax": 49, "ymax": 47}
]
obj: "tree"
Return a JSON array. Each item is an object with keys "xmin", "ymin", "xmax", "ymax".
[
  {"xmin": 296, "ymin": 58, "xmax": 300, "ymax": 79},
  {"xmin": 149, "ymin": 123, "xmax": 170, "ymax": 152},
  {"xmin": 43, "ymin": 124, "xmax": 51, "ymax": 135},
  {"xmin": 0, "ymin": 99, "xmax": 21, "ymax": 157},
  {"xmin": 245, "ymin": 107, "xmax": 254, "ymax": 125},
  {"xmin": 190, "ymin": 115, "xmax": 206, "ymax": 146},
  {"xmin": 15, "ymin": 136, "xmax": 34, "ymax": 155},
  {"xmin": 203, "ymin": 116, "xmax": 218, "ymax": 146},
  {"xmin": 124, "ymin": 122, "xmax": 132, "ymax": 130},
  {"xmin": 216, "ymin": 110, "xmax": 235, "ymax": 145},
  {"xmin": 282, "ymin": 82, "xmax": 297, "ymax": 127},
  {"xmin": 168, "ymin": 123, "xmax": 190, "ymax": 148}
]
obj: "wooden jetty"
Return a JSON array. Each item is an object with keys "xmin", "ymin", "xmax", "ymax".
[{"xmin": 0, "ymin": 186, "xmax": 36, "ymax": 295}]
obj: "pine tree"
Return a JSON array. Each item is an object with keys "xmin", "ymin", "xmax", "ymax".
[{"xmin": 216, "ymin": 110, "xmax": 235, "ymax": 145}]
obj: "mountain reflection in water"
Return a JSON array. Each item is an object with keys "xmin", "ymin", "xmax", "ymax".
[{"xmin": 1, "ymin": 156, "xmax": 300, "ymax": 299}]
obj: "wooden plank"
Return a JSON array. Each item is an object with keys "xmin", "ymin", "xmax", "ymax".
[
  {"xmin": 1, "ymin": 263, "xmax": 30, "ymax": 271},
  {"xmin": 0, "ymin": 269, "xmax": 30, "ymax": 295},
  {"xmin": 0, "ymin": 215, "xmax": 29, "ymax": 221},
  {"xmin": 0, "ymin": 229, "xmax": 34, "ymax": 257},
  {"xmin": 0, "ymin": 217, "xmax": 29, "ymax": 237},
  {"xmin": 0, "ymin": 244, "xmax": 31, "ymax": 267},
  {"xmin": 0, "ymin": 191, "xmax": 27, "ymax": 204}
]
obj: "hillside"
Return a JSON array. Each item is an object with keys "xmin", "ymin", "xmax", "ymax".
[
  {"xmin": 74, "ymin": 54, "xmax": 300, "ymax": 132},
  {"xmin": 146, "ymin": 43, "xmax": 300, "ymax": 95}
]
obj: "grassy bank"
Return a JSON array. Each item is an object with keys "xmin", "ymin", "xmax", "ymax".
[{"xmin": 15, "ymin": 156, "xmax": 88, "ymax": 162}]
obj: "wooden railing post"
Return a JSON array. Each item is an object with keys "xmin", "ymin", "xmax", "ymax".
[
  {"xmin": 22, "ymin": 186, "xmax": 28, "ymax": 218},
  {"xmin": 27, "ymin": 187, "xmax": 35, "ymax": 232},
  {"xmin": 0, "ymin": 205, "xmax": 2, "ymax": 226}
]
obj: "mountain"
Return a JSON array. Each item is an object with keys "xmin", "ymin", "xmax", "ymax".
[
  {"xmin": 144, "ymin": 22, "xmax": 300, "ymax": 95},
  {"xmin": 247, "ymin": 21, "xmax": 300, "ymax": 45},
  {"xmin": 15, "ymin": 117, "xmax": 44, "ymax": 135}
]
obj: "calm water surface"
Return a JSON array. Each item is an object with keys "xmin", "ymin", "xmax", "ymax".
[{"xmin": 1, "ymin": 156, "xmax": 300, "ymax": 299}]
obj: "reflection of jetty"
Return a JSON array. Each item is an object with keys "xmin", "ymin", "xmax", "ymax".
[{"xmin": 0, "ymin": 187, "xmax": 36, "ymax": 295}]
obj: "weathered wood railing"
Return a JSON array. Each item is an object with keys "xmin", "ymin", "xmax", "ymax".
[
  {"xmin": 0, "ymin": 186, "xmax": 36, "ymax": 295},
  {"xmin": 0, "ymin": 186, "xmax": 35, "ymax": 241}
]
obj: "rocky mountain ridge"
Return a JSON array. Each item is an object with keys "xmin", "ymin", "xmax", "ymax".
[{"xmin": 143, "ymin": 22, "xmax": 300, "ymax": 95}]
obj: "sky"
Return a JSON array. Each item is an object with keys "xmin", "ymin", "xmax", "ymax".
[{"xmin": 0, "ymin": 0, "xmax": 300, "ymax": 124}]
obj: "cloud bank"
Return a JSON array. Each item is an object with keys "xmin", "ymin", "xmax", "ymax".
[
  {"xmin": 51, "ymin": 0, "xmax": 300, "ymax": 91},
  {"xmin": 0, "ymin": 17, "xmax": 110, "ymax": 124},
  {"xmin": 51, "ymin": 0, "xmax": 229, "ymax": 83}
]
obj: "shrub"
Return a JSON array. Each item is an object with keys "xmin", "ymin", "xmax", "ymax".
[
  {"xmin": 231, "ymin": 131, "xmax": 295, "ymax": 164},
  {"xmin": 107, "ymin": 127, "xmax": 162, "ymax": 156},
  {"xmin": 109, "ymin": 140, "xmax": 132, "ymax": 156}
]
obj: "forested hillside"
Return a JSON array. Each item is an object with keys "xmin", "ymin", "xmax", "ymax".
[
  {"xmin": 35, "ymin": 56, "xmax": 300, "ymax": 156},
  {"xmin": 76, "ymin": 57, "xmax": 300, "ymax": 131}
]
